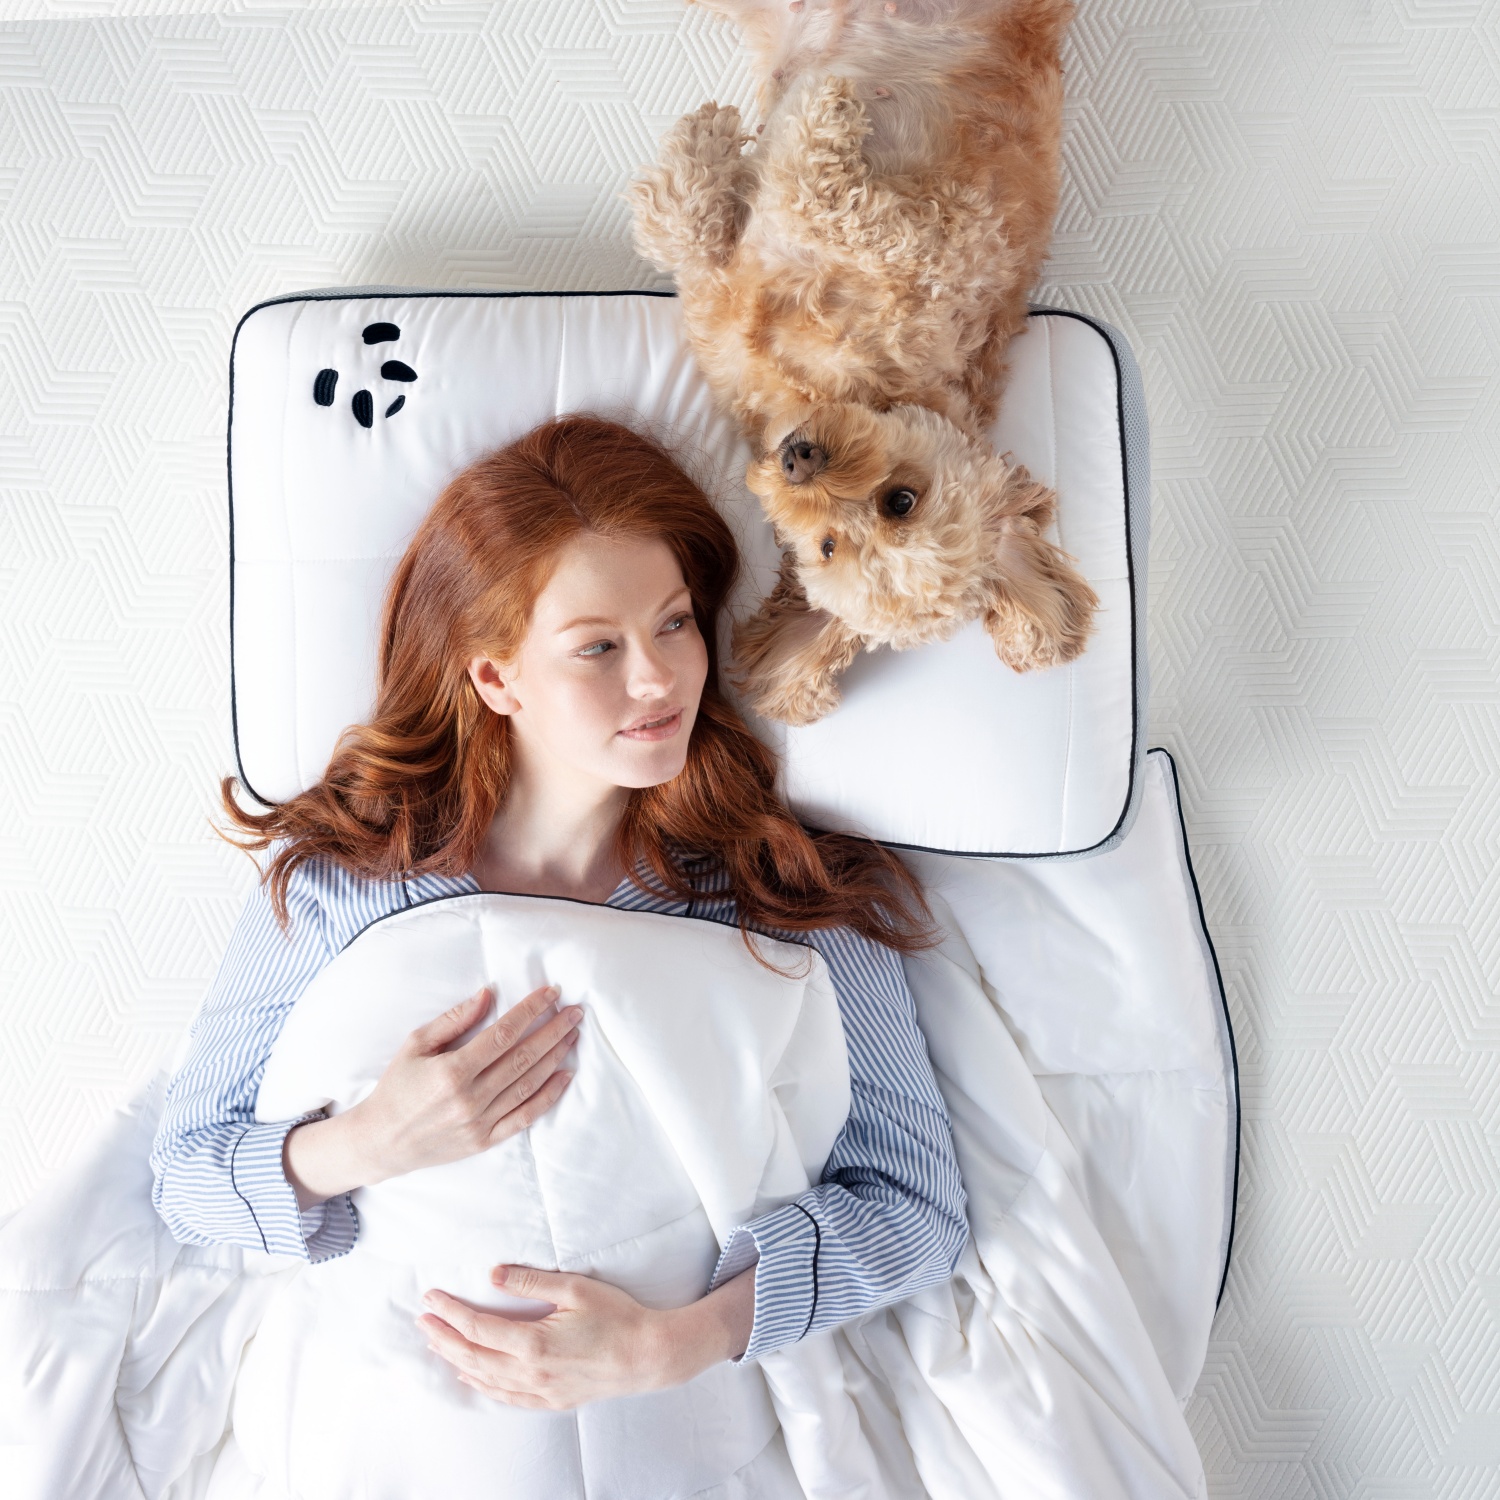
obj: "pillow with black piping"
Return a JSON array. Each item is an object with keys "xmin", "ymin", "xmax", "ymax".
[{"xmin": 228, "ymin": 291, "xmax": 1147, "ymax": 857}]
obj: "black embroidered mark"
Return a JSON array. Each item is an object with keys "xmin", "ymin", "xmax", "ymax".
[{"xmin": 315, "ymin": 324, "xmax": 416, "ymax": 426}]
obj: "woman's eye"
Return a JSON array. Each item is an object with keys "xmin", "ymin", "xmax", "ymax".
[
  {"xmin": 576, "ymin": 640, "xmax": 615, "ymax": 659},
  {"xmin": 662, "ymin": 613, "xmax": 691, "ymax": 633}
]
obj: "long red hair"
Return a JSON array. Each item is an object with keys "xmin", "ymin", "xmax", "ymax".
[{"xmin": 221, "ymin": 415, "xmax": 933, "ymax": 956}]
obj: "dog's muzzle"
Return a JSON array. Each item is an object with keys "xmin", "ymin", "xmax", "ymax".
[{"xmin": 779, "ymin": 437, "xmax": 827, "ymax": 484}]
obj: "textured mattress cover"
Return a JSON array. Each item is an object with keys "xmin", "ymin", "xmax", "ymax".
[{"xmin": 3, "ymin": 3, "xmax": 1498, "ymax": 1496}]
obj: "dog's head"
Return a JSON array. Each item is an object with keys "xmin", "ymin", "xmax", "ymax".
[{"xmin": 747, "ymin": 403, "xmax": 1023, "ymax": 648}]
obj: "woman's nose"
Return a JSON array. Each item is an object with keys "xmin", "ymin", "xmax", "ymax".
[{"xmin": 627, "ymin": 640, "xmax": 675, "ymax": 697}]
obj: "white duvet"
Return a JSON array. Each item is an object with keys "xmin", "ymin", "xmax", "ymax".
[{"xmin": 0, "ymin": 753, "xmax": 1225, "ymax": 1500}]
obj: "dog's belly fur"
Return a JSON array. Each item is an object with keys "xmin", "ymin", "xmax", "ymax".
[
  {"xmin": 670, "ymin": 0, "xmax": 1068, "ymax": 443},
  {"xmin": 686, "ymin": 226, "xmax": 992, "ymax": 436}
]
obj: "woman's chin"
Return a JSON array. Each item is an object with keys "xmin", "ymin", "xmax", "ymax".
[{"xmin": 609, "ymin": 745, "xmax": 692, "ymax": 791}]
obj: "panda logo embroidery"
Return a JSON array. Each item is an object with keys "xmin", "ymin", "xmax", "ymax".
[{"xmin": 313, "ymin": 321, "xmax": 418, "ymax": 428}]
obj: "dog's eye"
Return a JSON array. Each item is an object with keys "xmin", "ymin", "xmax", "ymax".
[
  {"xmin": 820, "ymin": 536, "xmax": 836, "ymax": 560},
  {"xmin": 884, "ymin": 488, "xmax": 918, "ymax": 518}
]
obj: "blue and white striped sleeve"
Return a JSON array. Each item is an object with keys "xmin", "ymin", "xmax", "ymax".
[
  {"xmin": 707, "ymin": 926, "xmax": 968, "ymax": 1362},
  {"xmin": 149, "ymin": 863, "xmax": 356, "ymax": 1262}
]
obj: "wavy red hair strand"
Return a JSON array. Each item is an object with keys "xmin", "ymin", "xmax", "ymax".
[{"xmin": 220, "ymin": 415, "xmax": 933, "ymax": 958}]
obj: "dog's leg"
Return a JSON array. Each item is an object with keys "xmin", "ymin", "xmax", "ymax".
[
  {"xmin": 731, "ymin": 554, "xmax": 865, "ymax": 725},
  {"xmin": 767, "ymin": 77, "xmax": 994, "ymax": 296},
  {"xmin": 982, "ymin": 468, "xmax": 1099, "ymax": 671},
  {"xmin": 766, "ymin": 77, "xmax": 879, "ymax": 242},
  {"xmin": 627, "ymin": 102, "xmax": 753, "ymax": 274}
]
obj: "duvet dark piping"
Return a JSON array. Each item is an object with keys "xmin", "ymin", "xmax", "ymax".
[
  {"xmin": 1155, "ymin": 747, "xmax": 1240, "ymax": 1310},
  {"xmin": 335, "ymin": 886, "xmax": 819, "ymax": 958}
]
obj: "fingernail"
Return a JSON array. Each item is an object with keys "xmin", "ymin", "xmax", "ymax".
[
  {"xmin": 491, "ymin": 1265, "xmax": 509, "ymax": 1285},
  {"xmin": 421, "ymin": 1292, "xmax": 437, "ymax": 1308},
  {"xmin": 545, "ymin": 985, "xmax": 560, "ymax": 1000}
]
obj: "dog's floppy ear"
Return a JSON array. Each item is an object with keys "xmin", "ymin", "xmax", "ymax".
[{"xmin": 982, "ymin": 466, "xmax": 1099, "ymax": 672}]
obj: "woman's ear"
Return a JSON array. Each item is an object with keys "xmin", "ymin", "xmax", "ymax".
[{"xmin": 468, "ymin": 656, "xmax": 522, "ymax": 716}]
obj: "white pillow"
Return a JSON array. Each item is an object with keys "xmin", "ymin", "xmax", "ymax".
[{"xmin": 228, "ymin": 291, "xmax": 1147, "ymax": 856}]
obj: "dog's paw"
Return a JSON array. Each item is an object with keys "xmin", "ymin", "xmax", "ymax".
[
  {"xmin": 731, "ymin": 617, "xmax": 846, "ymax": 726},
  {"xmin": 983, "ymin": 571, "xmax": 1097, "ymax": 672},
  {"xmin": 730, "ymin": 570, "xmax": 862, "ymax": 725},
  {"xmin": 671, "ymin": 100, "xmax": 748, "ymax": 166},
  {"xmin": 742, "ymin": 667, "xmax": 845, "ymax": 727},
  {"xmin": 629, "ymin": 102, "xmax": 750, "ymax": 270}
]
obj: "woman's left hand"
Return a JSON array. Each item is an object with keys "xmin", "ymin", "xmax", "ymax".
[{"xmin": 417, "ymin": 1261, "xmax": 754, "ymax": 1410}]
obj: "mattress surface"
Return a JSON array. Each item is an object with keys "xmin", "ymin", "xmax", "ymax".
[
  {"xmin": 228, "ymin": 292, "xmax": 1146, "ymax": 857},
  {"xmin": 3, "ymin": 4, "xmax": 1497, "ymax": 1496}
]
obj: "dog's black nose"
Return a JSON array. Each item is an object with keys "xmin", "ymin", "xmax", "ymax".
[{"xmin": 780, "ymin": 438, "xmax": 828, "ymax": 484}]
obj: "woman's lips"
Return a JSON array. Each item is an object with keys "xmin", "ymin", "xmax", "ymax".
[{"xmin": 618, "ymin": 709, "xmax": 683, "ymax": 742}]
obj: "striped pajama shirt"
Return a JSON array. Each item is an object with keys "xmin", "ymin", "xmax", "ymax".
[{"xmin": 150, "ymin": 855, "xmax": 968, "ymax": 1363}]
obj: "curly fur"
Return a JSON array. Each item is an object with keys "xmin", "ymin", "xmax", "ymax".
[{"xmin": 629, "ymin": 0, "xmax": 1095, "ymax": 725}]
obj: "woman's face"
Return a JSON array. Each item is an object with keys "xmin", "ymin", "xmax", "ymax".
[{"xmin": 468, "ymin": 533, "xmax": 709, "ymax": 793}]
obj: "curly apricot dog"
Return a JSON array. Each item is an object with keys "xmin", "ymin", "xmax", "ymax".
[{"xmin": 629, "ymin": 0, "xmax": 1096, "ymax": 725}]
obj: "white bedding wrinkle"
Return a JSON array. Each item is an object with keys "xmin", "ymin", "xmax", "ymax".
[
  {"xmin": 904, "ymin": 750, "xmax": 1237, "ymax": 1403},
  {"xmin": 0, "ymin": 753, "xmax": 1227, "ymax": 1500},
  {"xmin": 234, "ymin": 895, "xmax": 848, "ymax": 1500},
  {"xmin": 234, "ymin": 871, "xmax": 1210, "ymax": 1500},
  {"xmin": 0, "ymin": 1074, "xmax": 298, "ymax": 1500}
]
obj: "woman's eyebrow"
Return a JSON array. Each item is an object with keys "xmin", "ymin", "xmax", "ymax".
[{"xmin": 557, "ymin": 590, "xmax": 691, "ymax": 634}]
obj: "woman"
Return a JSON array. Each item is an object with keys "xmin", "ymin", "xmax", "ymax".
[{"xmin": 151, "ymin": 415, "xmax": 966, "ymax": 1487}]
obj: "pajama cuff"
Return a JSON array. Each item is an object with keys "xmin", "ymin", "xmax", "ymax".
[
  {"xmin": 708, "ymin": 1199, "xmax": 821, "ymax": 1364},
  {"xmin": 229, "ymin": 1115, "xmax": 358, "ymax": 1262}
]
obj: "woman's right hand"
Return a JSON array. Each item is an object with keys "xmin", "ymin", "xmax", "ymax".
[{"xmin": 283, "ymin": 985, "xmax": 581, "ymax": 1206}]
